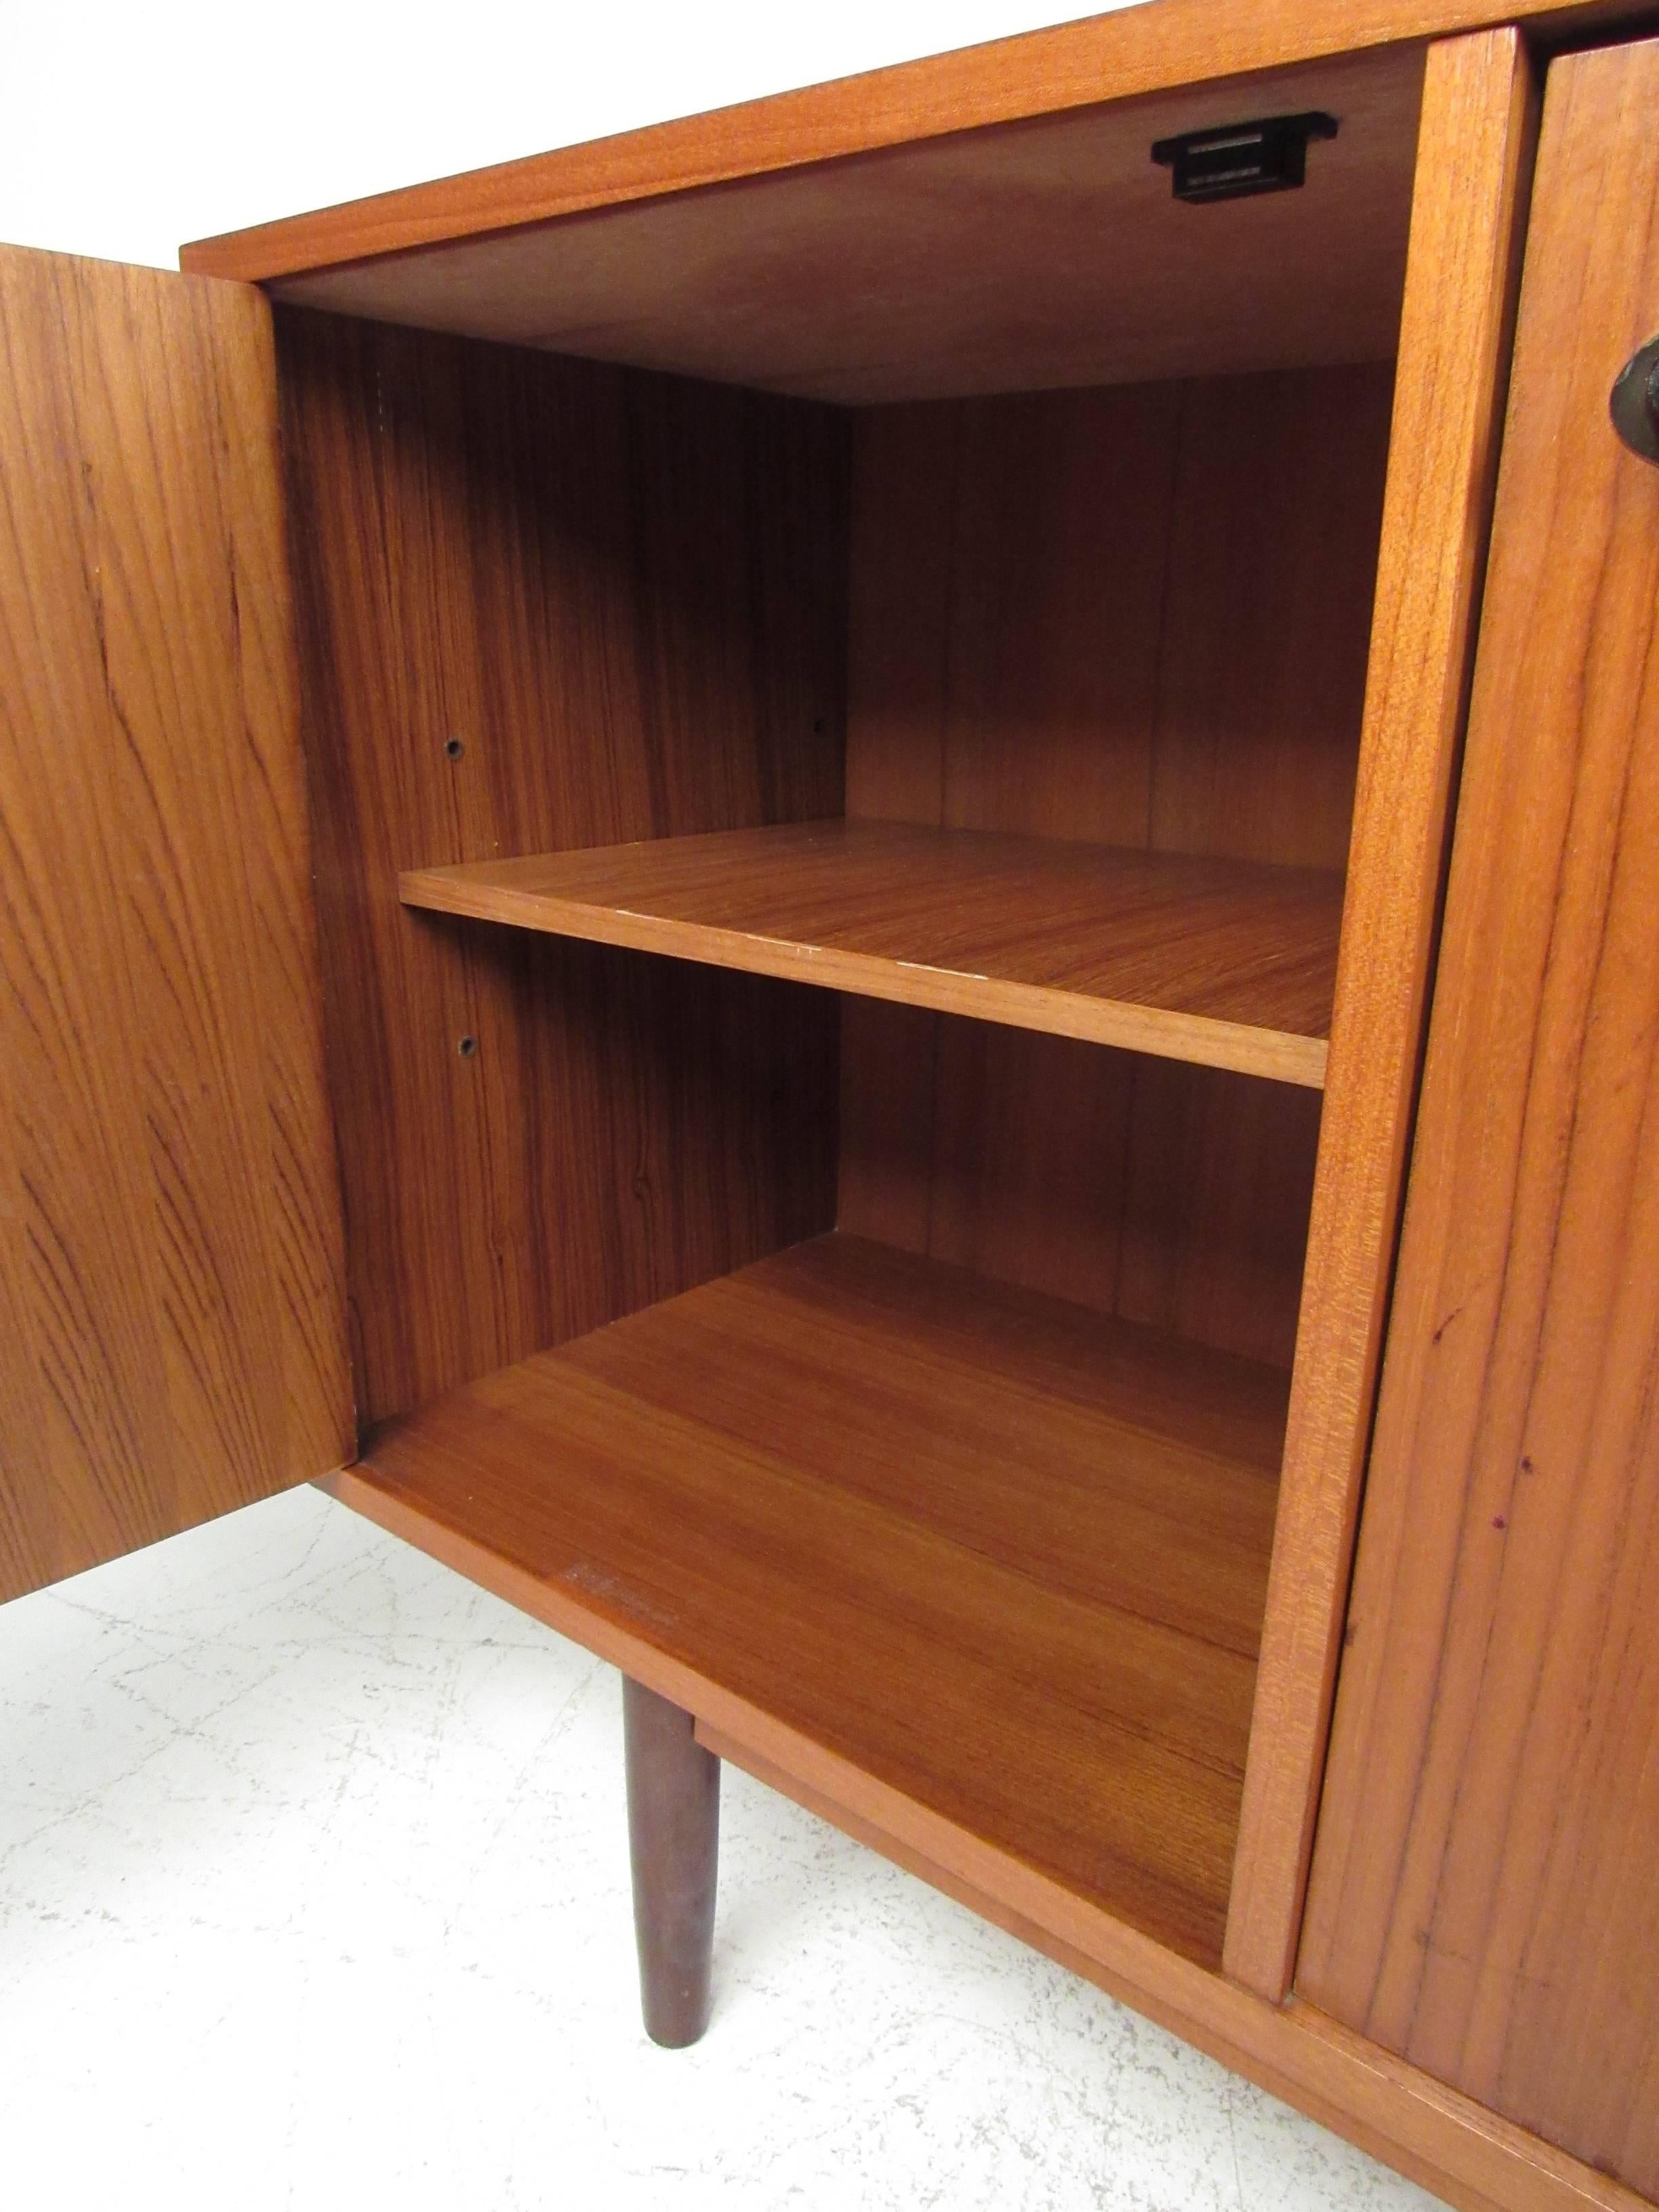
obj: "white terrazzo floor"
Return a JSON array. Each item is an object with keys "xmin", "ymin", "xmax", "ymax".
[{"xmin": 0, "ymin": 1482, "xmax": 1445, "ymax": 2212}]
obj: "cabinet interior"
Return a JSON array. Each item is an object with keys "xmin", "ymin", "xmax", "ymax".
[{"xmin": 275, "ymin": 39, "xmax": 1413, "ymax": 1971}]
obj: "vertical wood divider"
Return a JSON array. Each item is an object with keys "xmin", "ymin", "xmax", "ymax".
[{"xmin": 1223, "ymin": 26, "xmax": 1538, "ymax": 2001}]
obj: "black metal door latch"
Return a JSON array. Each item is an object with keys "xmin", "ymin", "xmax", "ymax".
[{"xmin": 1150, "ymin": 112, "xmax": 1338, "ymax": 204}]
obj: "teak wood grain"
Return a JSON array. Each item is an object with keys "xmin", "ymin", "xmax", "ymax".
[
  {"xmin": 689, "ymin": 1727, "xmax": 1654, "ymax": 2212},
  {"xmin": 327, "ymin": 1225, "xmax": 1649, "ymax": 2212},
  {"xmin": 0, "ymin": 247, "xmax": 352, "ymax": 1603},
  {"xmin": 180, "ymin": 0, "xmax": 1645, "ymax": 291},
  {"xmin": 401, "ymin": 821, "xmax": 1343, "ymax": 1086},
  {"xmin": 843, "ymin": 369, "xmax": 1393, "ymax": 867},
  {"xmin": 239, "ymin": 49, "xmax": 1420, "ymax": 405},
  {"xmin": 839, "ymin": 367, "xmax": 1388, "ymax": 1366},
  {"xmin": 1223, "ymin": 26, "xmax": 1539, "ymax": 1998},
  {"xmin": 1298, "ymin": 37, "xmax": 1659, "ymax": 2198},
  {"xmin": 348, "ymin": 1232, "xmax": 1290, "ymax": 1969},
  {"xmin": 854, "ymin": 1018, "xmax": 1323, "ymax": 1372},
  {"xmin": 276, "ymin": 312, "xmax": 846, "ymax": 1427}
]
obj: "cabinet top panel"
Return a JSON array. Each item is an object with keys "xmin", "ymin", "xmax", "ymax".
[
  {"xmin": 181, "ymin": 0, "xmax": 1641, "ymax": 291},
  {"xmin": 191, "ymin": 38, "xmax": 1428, "ymax": 401},
  {"xmin": 178, "ymin": 1, "xmax": 1644, "ymax": 401}
]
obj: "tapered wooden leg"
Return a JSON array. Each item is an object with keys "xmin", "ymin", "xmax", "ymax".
[{"xmin": 623, "ymin": 1676, "xmax": 720, "ymax": 2047}]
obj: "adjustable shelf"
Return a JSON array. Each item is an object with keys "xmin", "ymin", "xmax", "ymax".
[
  {"xmin": 335, "ymin": 1232, "xmax": 1288, "ymax": 1969},
  {"xmin": 401, "ymin": 820, "xmax": 1343, "ymax": 1086}
]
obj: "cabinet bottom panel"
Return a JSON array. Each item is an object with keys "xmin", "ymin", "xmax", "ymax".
[{"xmin": 343, "ymin": 1229, "xmax": 1289, "ymax": 1967}]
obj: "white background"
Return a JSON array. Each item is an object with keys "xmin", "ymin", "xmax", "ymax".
[{"xmin": 0, "ymin": 0, "xmax": 1147, "ymax": 271}]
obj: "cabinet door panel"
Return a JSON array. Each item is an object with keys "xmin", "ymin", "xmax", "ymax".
[
  {"xmin": 1296, "ymin": 38, "xmax": 1659, "ymax": 2196},
  {"xmin": 0, "ymin": 245, "xmax": 352, "ymax": 1602}
]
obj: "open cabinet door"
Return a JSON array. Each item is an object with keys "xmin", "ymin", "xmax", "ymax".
[{"xmin": 0, "ymin": 245, "xmax": 353, "ymax": 1603}]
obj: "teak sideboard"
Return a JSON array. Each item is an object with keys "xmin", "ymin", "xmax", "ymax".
[{"xmin": 3, "ymin": 1, "xmax": 1657, "ymax": 2203}]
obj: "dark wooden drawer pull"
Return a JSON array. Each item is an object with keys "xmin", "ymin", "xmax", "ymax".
[{"xmin": 1611, "ymin": 334, "xmax": 1659, "ymax": 463}]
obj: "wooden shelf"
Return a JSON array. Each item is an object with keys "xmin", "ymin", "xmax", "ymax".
[
  {"xmin": 339, "ymin": 1233, "xmax": 1288, "ymax": 1967},
  {"xmin": 401, "ymin": 821, "xmax": 1342, "ymax": 1086}
]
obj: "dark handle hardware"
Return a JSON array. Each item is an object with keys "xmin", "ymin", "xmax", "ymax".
[
  {"xmin": 1610, "ymin": 336, "xmax": 1659, "ymax": 465},
  {"xmin": 1151, "ymin": 112, "xmax": 1338, "ymax": 204}
]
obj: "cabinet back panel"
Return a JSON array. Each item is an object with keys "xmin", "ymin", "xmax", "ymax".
[
  {"xmin": 0, "ymin": 249, "xmax": 353, "ymax": 1601},
  {"xmin": 276, "ymin": 312, "xmax": 847, "ymax": 1427},
  {"xmin": 841, "ymin": 367, "xmax": 1389, "ymax": 1361}
]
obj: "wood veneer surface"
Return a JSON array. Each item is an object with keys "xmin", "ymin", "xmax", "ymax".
[
  {"xmin": 684, "ymin": 1723, "xmax": 1654, "ymax": 2212},
  {"xmin": 839, "ymin": 365, "xmax": 1389, "ymax": 1368},
  {"xmin": 844, "ymin": 369, "xmax": 1393, "ymax": 869},
  {"xmin": 1225, "ymin": 26, "xmax": 1539, "ymax": 1995},
  {"xmin": 0, "ymin": 246, "xmax": 352, "ymax": 1603},
  {"xmin": 1298, "ymin": 39, "xmax": 1659, "ymax": 2195},
  {"xmin": 241, "ymin": 47, "xmax": 1420, "ymax": 404},
  {"xmin": 355, "ymin": 1231, "xmax": 1289, "ymax": 1968},
  {"xmin": 839, "ymin": 1014, "xmax": 1322, "ymax": 1374},
  {"xmin": 185, "ymin": 1, "xmax": 1653, "ymax": 388},
  {"xmin": 276, "ymin": 312, "xmax": 847, "ymax": 1429},
  {"xmin": 401, "ymin": 821, "xmax": 1342, "ymax": 1086}
]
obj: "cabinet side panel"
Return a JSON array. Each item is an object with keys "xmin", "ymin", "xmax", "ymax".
[
  {"xmin": 0, "ymin": 248, "xmax": 352, "ymax": 1603},
  {"xmin": 1225, "ymin": 26, "xmax": 1538, "ymax": 1998},
  {"xmin": 276, "ymin": 313, "xmax": 846, "ymax": 1425},
  {"xmin": 1298, "ymin": 37, "xmax": 1659, "ymax": 2195}
]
